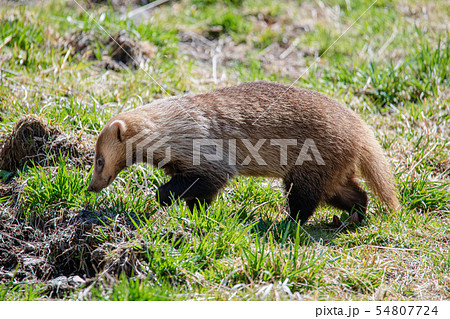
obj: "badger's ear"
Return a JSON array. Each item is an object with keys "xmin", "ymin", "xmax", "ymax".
[{"xmin": 110, "ymin": 120, "xmax": 127, "ymax": 142}]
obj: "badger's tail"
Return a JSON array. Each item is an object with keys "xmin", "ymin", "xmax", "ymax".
[{"xmin": 357, "ymin": 127, "xmax": 400, "ymax": 211}]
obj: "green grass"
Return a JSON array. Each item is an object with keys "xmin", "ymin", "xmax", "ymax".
[
  {"xmin": 0, "ymin": 268, "xmax": 45, "ymax": 301},
  {"xmin": 19, "ymin": 156, "xmax": 92, "ymax": 218},
  {"xmin": 0, "ymin": 0, "xmax": 449, "ymax": 301},
  {"xmin": 325, "ymin": 35, "xmax": 449, "ymax": 109}
]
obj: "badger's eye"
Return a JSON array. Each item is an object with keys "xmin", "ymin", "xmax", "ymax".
[{"xmin": 97, "ymin": 157, "xmax": 105, "ymax": 167}]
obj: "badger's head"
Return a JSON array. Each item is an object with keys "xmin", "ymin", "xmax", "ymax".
[{"xmin": 87, "ymin": 119, "xmax": 129, "ymax": 193}]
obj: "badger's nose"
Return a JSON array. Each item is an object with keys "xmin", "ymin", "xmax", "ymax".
[{"xmin": 87, "ymin": 185, "xmax": 94, "ymax": 192}]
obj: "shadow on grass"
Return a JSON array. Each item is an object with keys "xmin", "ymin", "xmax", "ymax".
[{"xmin": 233, "ymin": 207, "xmax": 365, "ymax": 246}]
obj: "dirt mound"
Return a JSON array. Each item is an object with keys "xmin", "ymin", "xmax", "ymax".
[
  {"xmin": 62, "ymin": 30, "xmax": 157, "ymax": 70},
  {"xmin": 0, "ymin": 205, "xmax": 152, "ymax": 298},
  {"xmin": 0, "ymin": 116, "xmax": 93, "ymax": 172},
  {"xmin": 62, "ymin": 30, "xmax": 96, "ymax": 60}
]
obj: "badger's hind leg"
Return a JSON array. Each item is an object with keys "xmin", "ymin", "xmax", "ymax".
[
  {"xmin": 326, "ymin": 177, "xmax": 368, "ymax": 222},
  {"xmin": 157, "ymin": 173, "xmax": 227, "ymax": 211},
  {"xmin": 283, "ymin": 170, "xmax": 324, "ymax": 225}
]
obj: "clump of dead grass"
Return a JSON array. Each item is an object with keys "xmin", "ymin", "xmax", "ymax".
[
  {"xmin": 0, "ymin": 204, "xmax": 152, "ymax": 299},
  {"xmin": 0, "ymin": 115, "xmax": 92, "ymax": 172},
  {"xmin": 62, "ymin": 30, "xmax": 157, "ymax": 70}
]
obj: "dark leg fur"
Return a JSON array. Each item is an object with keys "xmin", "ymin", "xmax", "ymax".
[
  {"xmin": 326, "ymin": 179, "xmax": 368, "ymax": 221},
  {"xmin": 185, "ymin": 198, "xmax": 212, "ymax": 212},
  {"xmin": 157, "ymin": 173, "xmax": 226, "ymax": 211},
  {"xmin": 283, "ymin": 171, "xmax": 324, "ymax": 225}
]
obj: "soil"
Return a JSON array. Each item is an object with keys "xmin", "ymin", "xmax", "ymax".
[
  {"xmin": 61, "ymin": 30, "xmax": 157, "ymax": 70},
  {"xmin": 0, "ymin": 201, "xmax": 152, "ymax": 298}
]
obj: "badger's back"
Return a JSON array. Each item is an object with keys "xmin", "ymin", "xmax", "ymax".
[
  {"xmin": 140, "ymin": 82, "xmax": 363, "ymax": 171},
  {"xmin": 182, "ymin": 82, "xmax": 363, "ymax": 177}
]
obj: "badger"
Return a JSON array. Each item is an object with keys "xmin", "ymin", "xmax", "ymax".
[{"xmin": 87, "ymin": 81, "xmax": 399, "ymax": 224}]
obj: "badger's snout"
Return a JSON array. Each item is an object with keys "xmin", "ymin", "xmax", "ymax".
[
  {"xmin": 87, "ymin": 174, "xmax": 113, "ymax": 193},
  {"xmin": 87, "ymin": 183, "xmax": 98, "ymax": 193}
]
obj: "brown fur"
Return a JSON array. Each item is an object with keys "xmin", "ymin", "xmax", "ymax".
[{"xmin": 88, "ymin": 81, "xmax": 400, "ymax": 224}]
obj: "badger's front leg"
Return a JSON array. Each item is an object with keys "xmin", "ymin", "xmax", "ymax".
[{"xmin": 156, "ymin": 174, "xmax": 225, "ymax": 211}]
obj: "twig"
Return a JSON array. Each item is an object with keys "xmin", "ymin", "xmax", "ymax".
[
  {"xmin": 125, "ymin": 0, "xmax": 170, "ymax": 19},
  {"xmin": 279, "ymin": 39, "xmax": 299, "ymax": 60},
  {"xmin": 258, "ymin": 43, "xmax": 276, "ymax": 57},
  {"xmin": 182, "ymin": 31, "xmax": 215, "ymax": 47},
  {"xmin": 347, "ymin": 244, "xmax": 423, "ymax": 252},
  {"xmin": 0, "ymin": 68, "xmax": 19, "ymax": 76},
  {"xmin": 376, "ymin": 28, "xmax": 398, "ymax": 57},
  {"xmin": 212, "ymin": 54, "xmax": 218, "ymax": 84},
  {"xmin": 0, "ymin": 231, "xmax": 28, "ymax": 244},
  {"xmin": 0, "ymin": 35, "xmax": 12, "ymax": 51}
]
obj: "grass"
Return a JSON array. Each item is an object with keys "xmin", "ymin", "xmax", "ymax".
[
  {"xmin": 0, "ymin": 280, "xmax": 45, "ymax": 301},
  {"xmin": 326, "ymin": 35, "xmax": 449, "ymax": 110},
  {"xmin": 19, "ymin": 156, "xmax": 92, "ymax": 218},
  {"xmin": 0, "ymin": 0, "xmax": 449, "ymax": 301}
]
